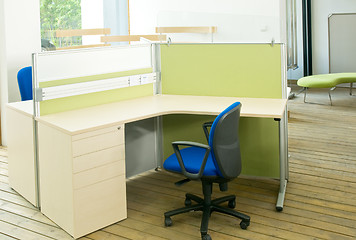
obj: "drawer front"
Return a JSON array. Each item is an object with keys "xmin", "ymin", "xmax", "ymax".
[
  {"xmin": 72, "ymin": 126, "xmax": 124, "ymax": 157},
  {"xmin": 72, "ymin": 125, "xmax": 124, "ymax": 141},
  {"xmin": 73, "ymin": 145, "xmax": 125, "ymax": 173},
  {"xmin": 73, "ymin": 160, "xmax": 125, "ymax": 189},
  {"xmin": 73, "ymin": 175, "xmax": 127, "ymax": 238}
]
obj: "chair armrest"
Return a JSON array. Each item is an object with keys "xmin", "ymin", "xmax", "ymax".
[
  {"xmin": 172, "ymin": 141, "xmax": 211, "ymax": 180},
  {"xmin": 202, "ymin": 122, "xmax": 213, "ymax": 142}
]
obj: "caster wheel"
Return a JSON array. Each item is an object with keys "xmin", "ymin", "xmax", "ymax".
[
  {"xmin": 201, "ymin": 234, "xmax": 212, "ymax": 240},
  {"xmin": 276, "ymin": 206, "xmax": 283, "ymax": 212},
  {"xmin": 185, "ymin": 198, "xmax": 192, "ymax": 206},
  {"xmin": 240, "ymin": 220, "xmax": 250, "ymax": 230},
  {"xmin": 228, "ymin": 199, "xmax": 236, "ymax": 209},
  {"xmin": 164, "ymin": 216, "xmax": 172, "ymax": 227}
]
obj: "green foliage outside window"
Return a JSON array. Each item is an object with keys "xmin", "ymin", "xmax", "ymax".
[{"xmin": 40, "ymin": 0, "xmax": 82, "ymax": 48}]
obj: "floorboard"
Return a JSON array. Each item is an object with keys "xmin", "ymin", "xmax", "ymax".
[{"xmin": 0, "ymin": 86, "xmax": 355, "ymax": 239}]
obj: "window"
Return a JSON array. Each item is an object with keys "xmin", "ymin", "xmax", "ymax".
[
  {"xmin": 40, "ymin": 0, "xmax": 128, "ymax": 51},
  {"xmin": 40, "ymin": 0, "xmax": 82, "ymax": 50}
]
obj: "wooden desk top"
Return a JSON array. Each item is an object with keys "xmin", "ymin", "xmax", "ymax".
[
  {"xmin": 7, "ymin": 100, "xmax": 34, "ymax": 117},
  {"xmin": 34, "ymin": 95, "xmax": 287, "ymax": 135}
]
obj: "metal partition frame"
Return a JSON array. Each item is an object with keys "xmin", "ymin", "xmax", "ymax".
[{"xmin": 29, "ymin": 42, "xmax": 288, "ymax": 211}]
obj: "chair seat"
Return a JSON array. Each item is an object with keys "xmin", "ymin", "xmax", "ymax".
[
  {"xmin": 297, "ymin": 73, "xmax": 356, "ymax": 88},
  {"xmin": 163, "ymin": 147, "xmax": 219, "ymax": 176}
]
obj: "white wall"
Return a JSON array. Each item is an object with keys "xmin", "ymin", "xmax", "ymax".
[
  {"xmin": 129, "ymin": 0, "xmax": 286, "ymax": 44},
  {"xmin": 0, "ymin": 0, "xmax": 41, "ymax": 145},
  {"xmin": 312, "ymin": 0, "xmax": 356, "ymax": 74},
  {"xmin": 0, "ymin": 0, "xmax": 8, "ymax": 146},
  {"xmin": 81, "ymin": 0, "xmax": 104, "ymax": 45},
  {"xmin": 81, "ymin": 0, "xmax": 129, "ymax": 45}
]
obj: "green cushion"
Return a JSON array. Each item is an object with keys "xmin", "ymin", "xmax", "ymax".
[{"xmin": 297, "ymin": 73, "xmax": 356, "ymax": 88}]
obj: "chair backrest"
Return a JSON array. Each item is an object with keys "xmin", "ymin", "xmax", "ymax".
[
  {"xmin": 209, "ymin": 102, "xmax": 242, "ymax": 179},
  {"xmin": 17, "ymin": 66, "xmax": 33, "ymax": 101}
]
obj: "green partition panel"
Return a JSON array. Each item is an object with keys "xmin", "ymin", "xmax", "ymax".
[
  {"xmin": 39, "ymin": 68, "xmax": 153, "ymax": 115},
  {"xmin": 161, "ymin": 44, "xmax": 282, "ymax": 178},
  {"xmin": 161, "ymin": 44, "xmax": 282, "ymax": 98}
]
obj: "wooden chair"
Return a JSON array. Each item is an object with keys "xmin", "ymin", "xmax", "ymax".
[
  {"xmin": 101, "ymin": 34, "xmax": 167, "ymax": 44},
  {"xmin": 55, "ymin": 28, "xmax": 111, "ymax": 50},
  {"xmin": 155, "ymin": 26, "xmax": 217, "ymax": 42}
]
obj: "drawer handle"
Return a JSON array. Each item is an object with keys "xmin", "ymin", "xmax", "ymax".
[{"xmin": 117, "ymin": 126, "xmax": 121, "ymax": 130}]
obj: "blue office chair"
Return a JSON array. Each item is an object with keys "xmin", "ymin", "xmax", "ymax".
[
  {"xmin": 17, "ymin": 66, "xmax": 33, "ymax": 101},
  {"xmin": 163, "ymin": 102, "xmax": 250, "ymax": 240}
]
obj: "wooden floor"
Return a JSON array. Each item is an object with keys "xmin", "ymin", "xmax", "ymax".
[{"xmin": 0, "ymin": 86, "xmax": 356, "ymax": 239}]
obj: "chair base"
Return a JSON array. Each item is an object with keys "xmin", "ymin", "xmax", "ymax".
[
  {"xmin": 303, "ymin": 87, "xmax": 334, "ymax": 106},
  {"xmin": 164, "ymin": 181, "xmax": 250, "ymax": 239}
]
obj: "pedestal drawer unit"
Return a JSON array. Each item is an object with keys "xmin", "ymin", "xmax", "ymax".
[
  {"xmin": 38, "ymin": 123, "xmax": 126, "ymax": 239},
  {"xmin": 6, "ymin": 103, "xmax": 36, "ymax": 206}
]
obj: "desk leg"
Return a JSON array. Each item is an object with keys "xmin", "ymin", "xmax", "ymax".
[
  {"xmin": 154, "ymin": 116, "xmax": 163, "ymax": 168},
  {"xmin": 33, "ymin": 119, "xmax": 41, "ymax": 208},
  {"xmin": 351, "ymin": 82, "xmax": 354, "ymax": 96},
  {"xmin": 276, "ymin": 112, "xmax": 288, "ymax": 212}
]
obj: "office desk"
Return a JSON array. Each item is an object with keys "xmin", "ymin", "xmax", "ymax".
[
  {"xmin": 36, "ymin": 94, "xmax": 286, "ymax": 134},
  {"xmin": 8, "ymin": 94, "xmax": 287, "ymax": 238}
]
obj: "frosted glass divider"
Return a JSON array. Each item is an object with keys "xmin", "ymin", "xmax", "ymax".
[{"xmin": 36, "ymin": 44, "xmax": 152, "ymax": 83}]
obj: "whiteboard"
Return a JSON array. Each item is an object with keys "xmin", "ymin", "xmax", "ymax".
[{"xmin": 329, "ymin": 13, "xmax": 356, "ymax": 73}]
